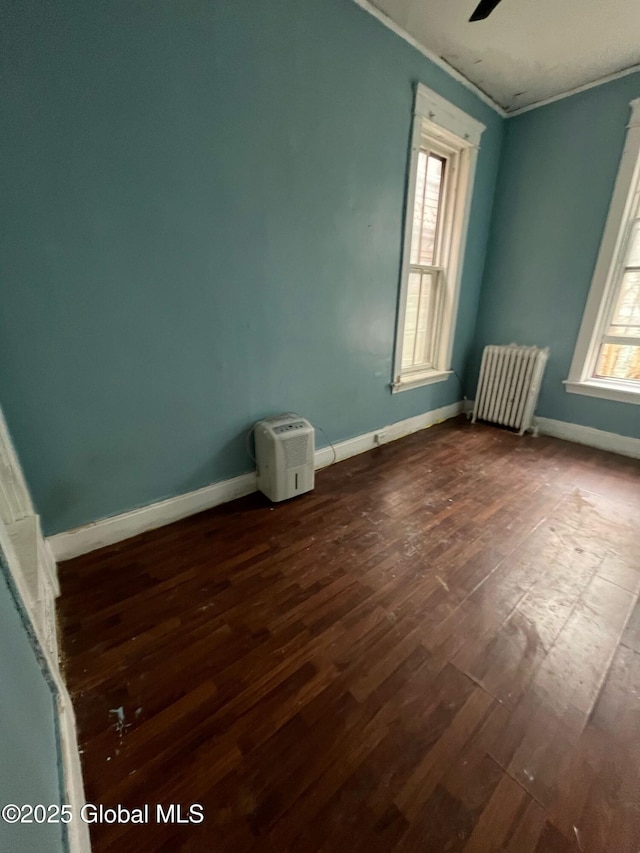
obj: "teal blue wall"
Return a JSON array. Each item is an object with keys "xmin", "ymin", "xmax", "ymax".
[
  {"xmin": 1, "ymin": 0, "xmax": 503, "ymax": 535},
  {"xmin": 471, "ymin": 72, "xmax": 640, "ymax": 438},
  {"xmin": 0, "ymin": 555, "xmax": 64, "ymax": 852}
]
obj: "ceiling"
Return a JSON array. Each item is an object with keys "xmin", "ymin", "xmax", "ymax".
[{"xmin": 369, "ymin": 0, "xmax": 640, "ymax": 112}]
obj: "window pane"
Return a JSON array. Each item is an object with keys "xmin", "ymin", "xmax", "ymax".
[
  {"xmin": 401, "ymin": 271, "xmax": 421, "ymax": 367},
  {"xmin": 606, "ymin": 270, "xmax": 640, "ymax": 337},
  {"xmin": 595, "ymin": 343, "xmax": 640, "ymax": 380},
  {"xmin": 413, "ymin": 273, "xmax": 433, "ymax": 366},
  {"xmin": 401, "ymin": 270, "xmax": 439, "ymax": 369},
  {"xmin": 626, "ymin": 219, "xmax": 640, "ymax": 267},
  {"xmin": 409, "ymin": 152, "xmax": 427, "ymax": 266},
  {"xmin": 419, "ymin": 155, "xmax": 445, "ymax": 265},
  {"xmin": 409, "ymin": 152, "xmax": 446, "ymax": 267}
]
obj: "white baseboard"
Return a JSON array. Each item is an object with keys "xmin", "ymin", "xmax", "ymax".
[
  {"xmin": 466, "ymin": 397, "xmax": 640, "ymax": 459},
  {"xmin": 48, "ymin": 401, "xmax": 464, "ymax": 561},
  {"xmin": 534, "ymin": 416, "xmax": 640, "ymax": 459},
  {"xmin": 314, "ymin": 400, "xmax": 463, "ymax": 468},
  {"xmin": 48, "ymin": 470, "xmax": 259, "ymax": 563}
]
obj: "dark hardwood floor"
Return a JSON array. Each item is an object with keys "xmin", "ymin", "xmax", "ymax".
[{"xmin": 58, "ymin": 417, "xmax": 640, "ymax": 852}]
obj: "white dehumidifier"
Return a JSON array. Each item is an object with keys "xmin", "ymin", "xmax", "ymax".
[{"xmin": 254, "ymin": 413, "xmax": 315, "ymax": 502}]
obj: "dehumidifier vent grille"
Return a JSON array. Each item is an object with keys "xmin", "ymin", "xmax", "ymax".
[{"xmin": 284, "ymin": 435, "xmax": 309, "ymax": 469}]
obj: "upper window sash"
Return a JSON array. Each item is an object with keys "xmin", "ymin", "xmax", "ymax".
[{"xmin": 410, "ymin": 148, "xmax": 449, "ymax": 269}]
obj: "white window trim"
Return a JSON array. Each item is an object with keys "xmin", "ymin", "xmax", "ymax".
[
  {"xmin": 565, "ymin": 97, "xmax": 640, "ymax": 405},
  {"xmin": 392, "ymin": 84, "xmax": 485, "ymax": 393}
]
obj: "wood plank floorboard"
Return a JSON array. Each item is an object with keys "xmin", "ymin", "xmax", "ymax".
[{"xmin": 57, "ymin": 417, "xmax": 640, "ymax": 851}]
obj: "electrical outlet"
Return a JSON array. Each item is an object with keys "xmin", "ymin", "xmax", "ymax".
[{"xmin": 374, "ymin": 431, "xmax": 386, "ymax": 445}]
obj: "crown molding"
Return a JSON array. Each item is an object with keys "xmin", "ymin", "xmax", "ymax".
[
  {"xmin": 351, "ymin": 0, "xmax": 507, "ymax": 117},
  {"xmin": 352, "ymin": 1, "xmax": 640, "ymax": 121},
  {"xmin": 506, "ymin": 63, "xmax": 640, "ymax": 117}
]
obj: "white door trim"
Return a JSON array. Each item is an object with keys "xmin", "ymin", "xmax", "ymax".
[{"xmin": 0, "ymin": 408, "xmax": 90, "ymax": 853}]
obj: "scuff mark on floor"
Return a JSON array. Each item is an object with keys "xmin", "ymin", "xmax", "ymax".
[
  {"xmin": 573, "ymin": 825, "xmax": 584, "ymax": 851},
  {"xmin": 109, "ymin": 705, "xmax": 131, "ymax": 740}
]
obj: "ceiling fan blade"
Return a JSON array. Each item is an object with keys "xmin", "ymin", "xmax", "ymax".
[{"xmin": 469, "ymin": 0, "xmax": 503, "ymax": 21}]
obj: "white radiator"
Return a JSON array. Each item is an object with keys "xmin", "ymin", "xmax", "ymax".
[{"xmin": 472, "ymin": 344, "xmax": 549, "ymax": 435}]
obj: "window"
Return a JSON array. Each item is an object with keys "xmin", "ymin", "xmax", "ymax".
[
  {"xmin": 402, "ymin": 150, "xmax": 446, "ymax": 372},
  {"xmin": 392, "ymin": 84, "xmax": 485, "ymax": 393},
  {"xmin": 566, "ymin": 98, "xmax": 640, "ymax": 405}
]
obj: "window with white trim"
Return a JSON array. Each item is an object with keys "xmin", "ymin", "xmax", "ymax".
[
  {"xmin": 597, "ymin": 217, "xmax": 640, "ymax": 381},
  {"xmin": 566, "ymin": 98, "xmax": 640, "ymax": 405},
  {"xmin": 392, "ymin": 84, "xmax": 485, "ymax": 393}
]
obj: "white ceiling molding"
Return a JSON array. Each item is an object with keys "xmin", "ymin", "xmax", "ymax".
[
  {"xmin": 353, "ymin": 0, "xmax": 640, "ymax": 117},
  {"xmin": 505, "ymin": 64, "xmax": 640, "ymax": 117},
  {"xmin": 351, "ymin": 0, "xmax": 507, "ymax": 116}
]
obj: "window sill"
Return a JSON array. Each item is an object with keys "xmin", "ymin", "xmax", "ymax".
[
  {"xmin": 391, "ymin": 369, "xmax": 453, "ymax": 394},
  {"xmin": 563, "ymin": 378, "xmax": 640, "ymax": 405}
]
